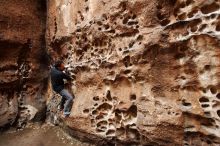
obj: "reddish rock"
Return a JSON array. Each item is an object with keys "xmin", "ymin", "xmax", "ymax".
[
  {"xmin": 47, "ymin": 0, "xmax": 220, "ymax": 145},
  {"xmin": 0, "ymin": 0, "xmax": 48, "ymax": 129}
]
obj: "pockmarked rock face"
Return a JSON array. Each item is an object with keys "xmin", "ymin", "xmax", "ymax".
[
  {"xmin": 0, "ymin": 0, "xmax": 48, "ymax": 129},
  {"xmin": 47, "ymin": 0, "xmax": 220, "ymax": 145}
]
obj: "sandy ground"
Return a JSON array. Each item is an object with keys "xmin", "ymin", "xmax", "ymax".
[{"xmin": 0, "ymin": 124, "xmax": 93, "ymax": 146}]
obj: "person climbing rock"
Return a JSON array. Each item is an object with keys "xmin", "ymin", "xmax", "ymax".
[{"xmin": 50, "ymin": 60, "xmax": 74, "ymax": 117}]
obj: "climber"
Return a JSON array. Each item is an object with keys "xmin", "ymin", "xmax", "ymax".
[{"xmin": 50, "ymin": 60, "xmax": 74, "ymax": 117}]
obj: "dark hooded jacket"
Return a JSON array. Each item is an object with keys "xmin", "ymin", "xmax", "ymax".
[{"xmin": 50, "ymin": 67, "xmax": 71, "ymax": 93}]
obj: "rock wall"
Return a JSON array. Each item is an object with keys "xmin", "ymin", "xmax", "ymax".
[
  {"xmin": 0, "ymin": 0, "xmax": 48, "ymax": 129},
  {"xmin": 47, "ymin": 0, "xmax": 220, "ymax": 145}
]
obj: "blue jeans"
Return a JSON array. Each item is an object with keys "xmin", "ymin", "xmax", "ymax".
[{"xmin": 59, "ymin": 89, "xmax": 74, "ymax": 113}]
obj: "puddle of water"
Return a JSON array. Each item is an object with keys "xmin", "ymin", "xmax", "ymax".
[{"xmin": 0, "ymin": 124, "xmax": 92, "ymax": 146}]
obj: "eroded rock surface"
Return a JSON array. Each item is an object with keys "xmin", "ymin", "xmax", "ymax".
[
  {"xmin": 0, "ymin": 0, "xmax": 48, "ymax": 129},
  {"xmin": 46, "ymin": 0, "xmax": 220, "ymax": 145}
]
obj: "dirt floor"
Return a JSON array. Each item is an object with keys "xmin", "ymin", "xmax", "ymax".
[{"xmin": 0, "ymin": 124, "xmax": 93, "ymax": 146}]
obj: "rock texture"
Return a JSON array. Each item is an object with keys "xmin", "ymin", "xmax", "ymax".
[
  {"xmin": 47, "ymin": 0, "xmax": 220, "ymax": 145},
  {"xmin": 0, "ymin": 0, "xmax": 48, "ymax": 129}
]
